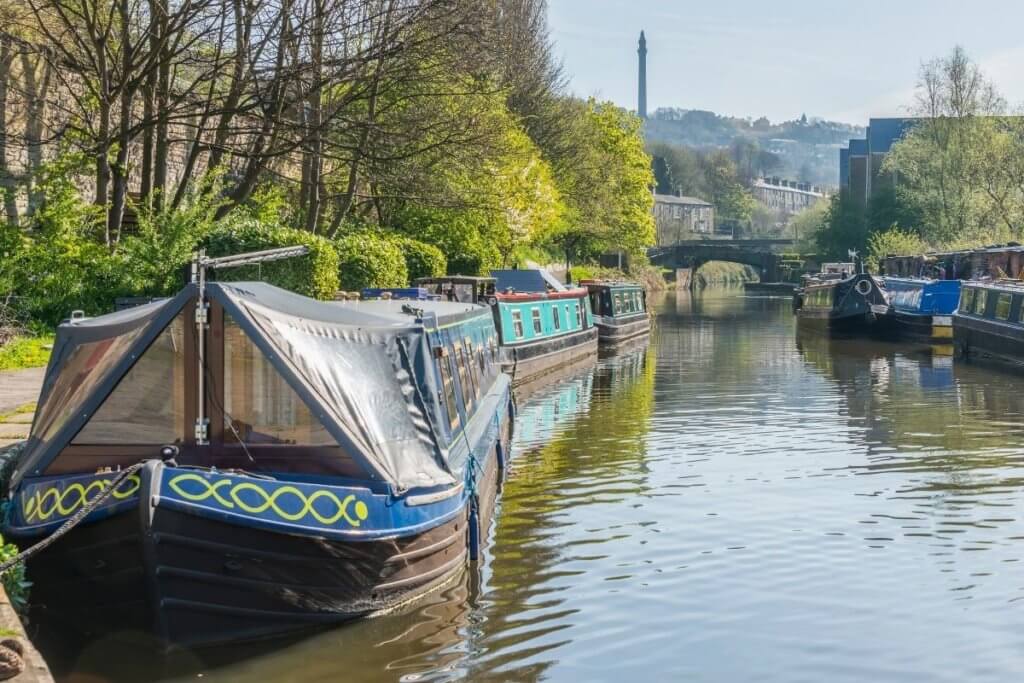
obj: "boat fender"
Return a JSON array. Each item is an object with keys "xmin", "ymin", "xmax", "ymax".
[{"xmin": 468, "ymin": 494, "xmax": 481, "ymax": 561}]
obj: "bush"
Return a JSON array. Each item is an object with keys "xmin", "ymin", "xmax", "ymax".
[
  {"xmin": 204, "ymin": 218, "xmax": 340, "ymax": 299},
  {"xmin": 395, "ymin": 238, "xmax": 446, "ymax": 282},
  {"xmin": 335, "ymin": 233, "xmax": 408, "ymax": 291},
  {"xmin": 568, "ymin": 265, "xmax": 595, "ymax": 283}
]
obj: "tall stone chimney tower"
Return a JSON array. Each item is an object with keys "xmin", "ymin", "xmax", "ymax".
[{"xmin": 638, "ymin": 30, "xmax": 648, "ymax": 119}]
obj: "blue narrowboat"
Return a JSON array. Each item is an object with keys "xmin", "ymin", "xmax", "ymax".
[
  {"xmin": 954, "ymin": 280, "xmax": 1024, "ymax": 368},
  {"xmin": 580, "ymin": 280, "xmax": 651, "ymax": 344},
  {"xmin": 4, "ymin": 269, "xmax": 512, "ymax": 650},
  {"xmin": 416, "ymin": 271, "xmax": 599, "ymax": 385},
  {"xmin": 882, "ymin": 277, "xmax": 961, "ymax": 343}
]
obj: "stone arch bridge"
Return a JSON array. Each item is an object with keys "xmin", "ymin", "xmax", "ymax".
[{"xmin": 647, "ymin": 240, "xmax": 794, "ymax": 285}]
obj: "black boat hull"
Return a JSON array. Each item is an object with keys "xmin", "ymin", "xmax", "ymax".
[
  {"xmin": 595, "ymin": 314, "xmax": 651, "ymax": 345},
  {"xmin": 25, "ymin": 424, "xmax": 509, "ymax": 652},
  {"xmin": 500, "ymin": 327, "xmax": 598, "ymax": 386},
  {"xmin": 953, "ymin": 313, "xmax": 1024, "ymax": 369}
]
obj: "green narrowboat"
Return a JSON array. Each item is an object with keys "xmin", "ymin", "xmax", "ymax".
[{"xmin": 580, "ymin": 280, "xmax": 651, "ymax": 344}]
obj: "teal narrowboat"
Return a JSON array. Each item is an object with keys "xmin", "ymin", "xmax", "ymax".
[
  {"xmin": 580, "ymin": 280, "xmax": 651, "ymax": 344},
  {"xmin": 416, "ymin": 271, "xmax": 599, "ymax": 385}
]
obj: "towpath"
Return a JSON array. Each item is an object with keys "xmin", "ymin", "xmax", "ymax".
[{"xmin": 0, "ymin": 368, "xmax": 44, "ymax": 447}]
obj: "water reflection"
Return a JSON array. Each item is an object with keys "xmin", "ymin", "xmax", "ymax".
[{"xmin": 58, "ymin": 288, "xmax": 1024, "ymax": 681}]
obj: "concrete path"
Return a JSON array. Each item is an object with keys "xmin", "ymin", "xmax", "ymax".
[{"xmin": 0, "ymin": 368, "xmax": 44, "ymax": 417}]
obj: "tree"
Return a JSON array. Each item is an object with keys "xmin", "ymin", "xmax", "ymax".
[
  {"xmin": 816, "ymin": 190, "xmax": 867, "ymax": 261},
  {"xmin": 548, "ymin": 99, "xmax": 654, "ymax": 265}
]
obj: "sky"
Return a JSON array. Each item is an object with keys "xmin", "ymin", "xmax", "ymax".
[{"xmin": 548, "ymin": 0, "xmax": 1024, "ymax": 125}]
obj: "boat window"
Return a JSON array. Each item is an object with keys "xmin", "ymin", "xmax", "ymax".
[
  {"xmin": 577, "ymin": 302, "xmax": 584, "ymax": 328},
  {"xmin": 553, "ymin": 306, "xmax": 561, "ymax": 330},
  {"xmin": 454, "ymin": 344, "xmax": 474, "ymax": 411},
  {"xmin": 566, "ymin": 304, "xmax": 573, "ymax": 329},
  {"xmin": 614, "ymin": 293, "xmax": 622, "ymax": 315},
  {"xmin": 960, "ymin": 287, "xmax": 975, "ymax": 314},
  {"xmin": 73, "ymin": 312, "xmax": 187, "ymax": 445},
  {"xmin": 996, "ymin": 292, "xmax": 1012, "ymax": 320},
  {"xmin": 978, "ymin": 289, "xmax": 993, "ymax": 316},
  {"xmin": 436, "ymin": 349, "xmax": 459, "ymax": 429},
  {"xmin": 463, "ymin": 337, "xmax": 480, "ymax": 401},
  {"xmin": 511, "ymin": 309, "xmax": 524, "ymax": 338},
  {"xmin": 531, "ymin": 307, "xmax": 543, "ymax": 335},
  {"xmin": 974, "ymin": 289, "xmax": 986, "ymax": 315},
  {"xmin": 223, "ymin": 315, "xmax": 335, "ymax": 446}
]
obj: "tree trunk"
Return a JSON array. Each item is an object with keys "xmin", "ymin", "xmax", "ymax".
[
  {"xmin": 152, "ymin": 0, "xmax": 171, "ymax": 209},
  {"xmin": 0, "ymin": 36, "xmax": 19, "ymax": 225}
]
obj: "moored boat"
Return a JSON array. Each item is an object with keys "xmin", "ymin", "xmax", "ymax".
[
  {"xmin": 4, "ymin": 253, "xmax": 512, "ymax": 651},
  {"xmin": 415, "ymin": 270, "xmax": 599, "ymax": 385},
  {"xmin": 580, "ymin": 280, "xmax": 651, "ymax": 345},
  {"xmin": 793, "ymin": 271, "xmax": 889, "ymax": 336},
  {"xmin": 881, "ymin": 277, "xmax": 960, "ymax": 344},
  {"xmin": 953, "ymin": 280, "xmax": 1024, "ymax": 368}
]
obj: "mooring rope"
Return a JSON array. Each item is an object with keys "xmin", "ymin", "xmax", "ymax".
[{"xmin": 0, "ymin": 461, "xmax": 147, "ymax": 575}]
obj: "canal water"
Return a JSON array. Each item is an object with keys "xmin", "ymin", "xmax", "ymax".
[{"xmin": 63, "ymin": 288, "xmax": 1024, "ymax": 682}]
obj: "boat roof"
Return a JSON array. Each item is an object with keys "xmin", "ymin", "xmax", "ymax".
[
  {"xmin": 415, "ymin": 275, "xmax": 496, "ymax": 285},
  {"xmin": 579, "ymin": 279, "xmax": 643, "ymax": 290},
  {"xmin": 491, "ymin": 269, "xmax": 549, "ymax": 293},
  {"xmin": 15, "ymin": 281, "xmax": 461, "ymax": 491}
]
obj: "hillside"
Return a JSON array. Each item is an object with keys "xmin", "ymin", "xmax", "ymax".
[{"xmin": 643, "ymin": 108, "xmax": 865, "ymax": 188}]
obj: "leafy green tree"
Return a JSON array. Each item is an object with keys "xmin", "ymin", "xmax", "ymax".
[
  {"xmin": 816, "ymin": 190, "xmax": 867, "ymax": 261},
  {"xmin": 867, "ymin": 228, "xmax": 926, "ymax": 272},
  {"xmin": 549, "ymin": 99, "xmax": 655, "ymax": 265},
  {"xmin": 703, "ymin": 150, "xmax": 755, "ymax": 226}
]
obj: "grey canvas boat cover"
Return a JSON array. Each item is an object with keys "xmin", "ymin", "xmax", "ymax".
[
  {"xmin": 15, "ymin": 282, "xmax": 463, "ymax": 492},
  {"xmin": 492, "ymin": 269, "xmax": 549, "ymax": 293}
]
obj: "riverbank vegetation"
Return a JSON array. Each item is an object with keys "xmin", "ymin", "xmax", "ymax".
[
  {"xmin": 811, "ymin": 47, "xmax": 1024, "ymax": 267},
  {"xmin": 0, "ymin": 0, "xmax": 655, "ymax": 333}
]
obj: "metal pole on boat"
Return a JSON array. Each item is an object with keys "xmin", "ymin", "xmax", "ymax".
[{"xmin": 193, "ymin": 249, "xmax": 209, "ymax": 445}]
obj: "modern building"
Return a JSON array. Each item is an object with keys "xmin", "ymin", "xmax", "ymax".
[
  {"xmin": 653, "ymin": 194, "xmax": 718, "ymax": 244},
  {"xmin": 752, "ymin": 177, "xmax": 826, "ymax": 216},
  {"xmin": 839, "ymin": 117, "xmax": 919, "ymax": 203}
]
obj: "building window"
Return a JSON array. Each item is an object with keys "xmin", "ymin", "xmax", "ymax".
[
  {"xmin": 512, "ymin": 310, "xmax": 524, "ymax": 338},
  {"xmin": 531, "ymin": 307, "xmax": 542, "ymax": 334}
]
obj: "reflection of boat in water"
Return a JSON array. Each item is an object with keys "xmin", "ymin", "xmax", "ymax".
[
  {"xmin": 954, "ymin": 280, "xmax": 1024, "ymax": 370},
  {"xmin": 6, "ymin": 263, "xmax": 512, "ymax": 652}
]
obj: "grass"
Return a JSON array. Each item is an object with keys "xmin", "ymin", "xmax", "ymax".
[
  {"xmin": 0, "ymin": 404, "xmax": 34, "ymax": 425},
  {"xmin": 0, "ymin": 335, "xmax": 54, "ymax": 371}
]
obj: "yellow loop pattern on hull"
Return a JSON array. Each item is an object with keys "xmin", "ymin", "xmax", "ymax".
[
  {"xmin": 167, "ymin": 473, "xmax": 370, "ymax": 528},
  {"xmin": 23, "ymin": 475, "xmax": 141, "ymax": 523}
]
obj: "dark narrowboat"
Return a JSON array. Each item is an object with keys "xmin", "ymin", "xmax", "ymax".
[
  {"xmin": 416, "ymin": 271, "xmax": 599, "ymax": 385},
  {"xmin": 953, "ymin": 280, "xmax": 1024, "ymax": 368},
  {"xmin": 881, "ymin": 277, "xmax": 960, "ymax": 344},
  {"xmin": 5, "ymin": 258, "xmax": 512, "ymax": 651},
  {"xmin": 793, "ymin": 272, "xmax": 889, "ymax": 335},
  {"xmin": 580, "ymin": 280, "xmax": 651, "ymax": 345}
]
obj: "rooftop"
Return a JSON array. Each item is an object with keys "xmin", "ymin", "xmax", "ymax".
[{"xmin": 653, "ymin": 194, "xmax": 713, "ymax": 207}]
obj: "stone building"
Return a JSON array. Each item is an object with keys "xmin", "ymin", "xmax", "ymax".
[
  {"xmin": 752, "ymin": 177, "xmax": 826, "ymax": 216},
  {"xmin": 653, "ymin": 194, "xmax": 716, "ymax": 245}
]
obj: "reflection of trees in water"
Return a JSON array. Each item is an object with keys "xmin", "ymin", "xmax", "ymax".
[
  {"xmin": 456, "ymin": 342, "xmax": 656, "ymax": 682},
  {"xmin": 795, "ymin": 330, "xmax": 1024, "ymax": 508}
]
